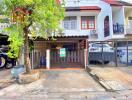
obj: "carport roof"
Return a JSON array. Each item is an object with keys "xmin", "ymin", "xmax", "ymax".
[{"xmin": 34, "ymin": 35, "xmax": 88, "ymax": 41}]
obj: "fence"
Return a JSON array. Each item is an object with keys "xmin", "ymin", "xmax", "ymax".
[
  {"xmin": 87, "ymin": 41, "xmax": 132, "ymax": 67},
  {"xmin": 30, "ymin": 49, "xmax": 85, "ymax": 69},
  {"xmin": 50, "ymin": 49, "xmax": 84, "ymax": 64}
]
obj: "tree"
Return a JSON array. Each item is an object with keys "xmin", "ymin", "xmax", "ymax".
[{"xmin": 0, "ymin": 0, "xmax": 64, "ymax": 73}]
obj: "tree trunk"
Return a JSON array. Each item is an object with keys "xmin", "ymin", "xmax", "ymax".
[{"xmin": 24, "ymin": 27, "xmax": 31, "ymax": 73}]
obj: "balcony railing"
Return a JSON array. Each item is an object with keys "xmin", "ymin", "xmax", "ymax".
[{"xmin": 113, "ymin": 24, "xmax": 124, "ymax": 34}]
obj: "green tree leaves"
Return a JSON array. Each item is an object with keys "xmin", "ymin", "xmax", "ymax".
[
  {"xmin": 1, "ymin": 0, "xmax": 64, "ymax": 59},
  {"xmin": 5, "ymin": 24, "xmax": 24, "ymax": 58}
]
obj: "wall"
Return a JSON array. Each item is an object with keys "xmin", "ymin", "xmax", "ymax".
[
  {"xmin": 111, "ymin": 6, "xmax": 125, "ymax": 39},
  {"xmin": 61, "ymin": 11, "xmax": 99, "ymax": 37},
  {"xmin": 124, "ymin": 7, "xmax": 132, "ymax": 28},
  {"xmin": 64, "ymin": 0, "xmax": 99, "ymax": 7},
  {"xmin": 94, "ymin": 1, "xmax": 113, "ymax": 41},
  {"xmin": 112, "ymin": 7, "xmax": 124, "ymax": 25},
  {"xmin": 60, "ymin": 0, "xmax": 114, "ymax": 41}
]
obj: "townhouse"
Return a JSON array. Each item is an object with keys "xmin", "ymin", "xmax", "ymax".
[
  {"xmin": 32, "ymin": 0, "xmax": 132, "ymax": 69},
  {"xmin": 59, "ymin": 0, "xmax": 132, "ymax": 41},
  {"xmin": 0, "ymin": 0, "xmax": 132, "ymax": 69}
]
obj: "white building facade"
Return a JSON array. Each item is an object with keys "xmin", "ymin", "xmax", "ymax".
[{"xmin": 60, "ymin": 0, "xmax": 132, "ymax": 41}]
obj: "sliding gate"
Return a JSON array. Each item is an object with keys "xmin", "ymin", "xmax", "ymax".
[{"xmin": 50, "ymin": 49, "xmax": 85, "ymax": 68}]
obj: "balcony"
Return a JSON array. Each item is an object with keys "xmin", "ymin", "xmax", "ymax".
[{"xmin": 113, "ymin": 23, "xmax": 124, "ymax": 34}]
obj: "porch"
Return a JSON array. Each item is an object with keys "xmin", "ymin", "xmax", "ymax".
[{"xmin": 31, "ymin": 36, "xmax": 88, "ymax": 69}]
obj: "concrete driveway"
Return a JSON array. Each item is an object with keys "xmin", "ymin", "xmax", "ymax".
[
  {"xmin": 90, "ymin": 67, "xmax": 132, "ymax": 91},
  {"xmin": 40, "ymin": 70, "xmax": 104, "ymax": 93},
  {"xmin": 0, "ymin": 69, "xmax": 132, "ymax": 99},
  {"xmin": 0, "ymin": 69, "xmax": 104, "ymax": 97}
]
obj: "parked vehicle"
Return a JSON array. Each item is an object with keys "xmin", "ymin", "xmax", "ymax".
[
  {"xmin": 89, "ymin": 43, "xmax": 114, "ymax": 52},
  {"xmin": 0, "ymin": 46, "xmax": 16, "ymax": 69},
  {"xmin": 88, "ymin": 43, "xmax": 115, "ymax": 64}
]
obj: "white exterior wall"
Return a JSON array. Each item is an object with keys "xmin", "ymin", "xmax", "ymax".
[
  {"xmin": 112, "ymin": 7, "xmax": 124, "ymax": 25},
  {"xmin": 111, "ymin": 6, "xmax": 125, "ymax": 39},
  {"xmin": 96, "ymin": 1, "xmax": 113, "ymax": 41},
  {"xmin": 64, "ymin": 0, "xmax": 99, "ymax": 7},
  {"xmin": 62, "ymin": 11, "xmax": 99, "ymax": 37},
  {"xmin": 61, "ymin": 0, "xmax": 114, "ymax": 41}
]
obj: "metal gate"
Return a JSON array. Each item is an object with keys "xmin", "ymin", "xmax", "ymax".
[
  {"xmin": 88, "ymin": 41, "xmax": 132, "ymax": 67},
  {"xmin": 50, "ymin": 49, "xmax": 85, "ymax": 68}
]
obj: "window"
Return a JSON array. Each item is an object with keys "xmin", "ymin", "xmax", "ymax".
[
  {"xmin": 128, "ymin": 17, "xmax": 132, "ymax": 28},
  {"xmin": 81, "ymin": 16, "xmax": 95, "ymax": 30},
  {"xmin": 128, "ymin": 17, "xmax": 132, "ymax": 20},
  {"xmin": 63, "ymin": 16, "xmax": 77, "ymax": 30},
  {"xmin": 104, "ymin": 16, "xmax": 110, "ymax": 37}
]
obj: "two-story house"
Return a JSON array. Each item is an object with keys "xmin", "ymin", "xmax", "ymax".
[
  {"xmin": 60, "ymin": 0, "xmax": 132, "ymax": 41},
  {"xmin": 32, "ymin": 0, "xmax": 132, "ymax": 69},
  {"xmin": 0, "ymin": 0, "xmax": 132, "ymax": 69}
]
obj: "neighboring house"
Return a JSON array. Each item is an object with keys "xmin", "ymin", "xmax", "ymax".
[
  {"xmin": 0, "ymin": 15, "xmax": 10, "ymax": 45},
  {"xmin": 0, "ymin": 15, "xmax": 10, "ymax": 29}
]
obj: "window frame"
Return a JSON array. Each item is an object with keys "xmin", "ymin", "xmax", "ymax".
[
  {"xmin": 63, "ymin": 16, "xmax": 77, "ymax": 30},
  {"xmin": 81, "ymin": 16, "xmax": 95, "ymax": 30}
]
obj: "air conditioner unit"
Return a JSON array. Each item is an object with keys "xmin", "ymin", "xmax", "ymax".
[{"xmin": 90, "ymin": 30, "xmax": 97, "ymax": 35}]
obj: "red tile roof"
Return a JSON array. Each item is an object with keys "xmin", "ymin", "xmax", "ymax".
[{"xmin": 102, "ymin": 0, "xmax": 123, "ymax": 6}]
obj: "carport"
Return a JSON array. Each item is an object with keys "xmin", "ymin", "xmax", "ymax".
[
  {"xmin": 31, "ymin": 36, "xmax": 89, "ymax": 69},
  {"xmin": 87, "ymin": 40, "xmax": 132, "ymax": 67}
]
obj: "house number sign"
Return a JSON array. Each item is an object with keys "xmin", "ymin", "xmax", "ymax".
[{"xmin": 60, "ymin": 48, "xmax": 66, "ymax": 57}]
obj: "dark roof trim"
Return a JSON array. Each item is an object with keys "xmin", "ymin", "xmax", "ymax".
[
  {"xmin": 34, "ymin": 35, "xmax": 88, "ymax": 41},
  {"xmin": 65, "ymin": 6, "xmax": 101, "ymax": 11},
  {"xmin": 119, "ymin": 1, "xmax": 132, "ymax": 6},
  {"xmin": 103, "ymin": 0, "xmax": 132, "ymax": 6}
]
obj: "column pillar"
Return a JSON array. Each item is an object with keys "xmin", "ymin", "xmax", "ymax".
[
  {"xmin": 84, "ymin": 49, "xmax": 87, "ymax": 69},
  {"xmin": 46, "ymin": 49, "xmax": 50, "ymax": 69}
]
